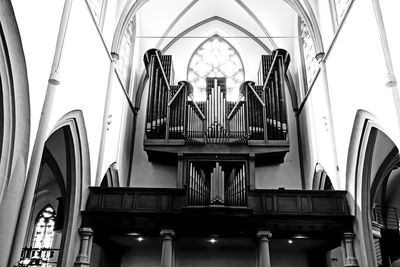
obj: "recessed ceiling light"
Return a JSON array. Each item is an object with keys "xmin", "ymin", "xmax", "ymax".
[
  {"xmin": 127, "ymin": 232, "xmax": 140, "ymax": 236},
  {"xmin": 288, "ymin": 239, "xmax": 293, "ymax": 244},
  {"xmin": 209, "ymin": 238, "xmax": 217, "ymax": 244},
  {"xmin": 292, "ymin": 234, "xmax": 309, "ymax": 239},
  {"xmin": 137, "ymin": 237, "xmax": 144, "ymax": 242}
]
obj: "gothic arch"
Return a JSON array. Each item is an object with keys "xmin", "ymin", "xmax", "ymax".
[
  {"xmin": 43, "ymin": 110, "xmax": 91, "ymax": 267},
  {"xmin": 134, "ymin": 16, "xmax": 274, "ymax": 110},
  {"xmin": 0, "ymin": 1, "xmax": 30, "ymax": 201},
  {"xmin": 312, "ymin": 163, "xmax": 334, "ymax": 190},
  {"xmin": 0, "ymin": 1, "xmax": 30, "ymax": 266},
  {"xmin": 187, "ymin": 35, "xmax": 245, "ymax": 100},
  {"xmin": 346, "ymin": 110, "xmax": 399, "ymax": 267}
]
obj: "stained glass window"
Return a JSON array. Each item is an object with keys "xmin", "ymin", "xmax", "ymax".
[
  {"xmin": 188, "ymin": 36, "xmax": 244, "ymax": 101},
  {"xmin": 87, "ymin": 0, "xmax": 107, "ymax": 29},
  {"xmin": 300, "ymin": 19, "xmax": 319, "ymax": 88},
  {"xmin": 116, "ymin": 19, "xmax": 135, "ymax": 88},
  {"xmin": 32, "ymin": 206, "xmax": 56, "ymax": 249},
  {"xmin": 334, "ymin": 0, "xmax": 351, "ymax": 23}
]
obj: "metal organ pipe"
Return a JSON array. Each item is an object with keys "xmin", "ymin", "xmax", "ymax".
[{"xmin": 210, "ymin": 162, "xmax": 224, "ymax": 205}]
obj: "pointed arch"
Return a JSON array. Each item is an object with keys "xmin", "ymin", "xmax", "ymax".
[
  {"xmin": 312, "ymin": 163, "xmax": 334, "ymax": 190},
  {"xmin": 187, "ymin": 35, "xmax": 245, "ymax": 101},
  {"xmin": 0, "ymin": 1, "xmax": 30, "ymax": 265},
  {"xmin": 346, "ymin": 110, "xmax": 399, "ymax": 267},
  {"xmin": 134, "ymin": 16, "xmax": 273, "ymax": 110},
  {"xmin": 44, "ymin": 109, "xmax": 91, "ymax": 267}
]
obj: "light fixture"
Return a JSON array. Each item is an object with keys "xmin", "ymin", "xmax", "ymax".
[
  {"xmin": 292, "ymin": 234, "xmax": 309, "ymax": 239},
  {"xmin": 288, "ymin": 239, "xmax": 293, "ymax": 244},
  {"xmin": 209, "ymin": 238, "xmax": 217, "ymax": 244},
  {"xmin": 126, "ymin": 232, "xmax": 140, "ymax": 236},
  {"xmin": 137, "ymin": 237, "xmax": 144, "ymax": 242}
]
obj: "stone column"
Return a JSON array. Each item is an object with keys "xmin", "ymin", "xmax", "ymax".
[
  {"xmin": 342, "ymin": 232, "xmax": 359, "ymax": 267},
  {"xmin": 257, "ymin": 230, "xmax": 272, "ymax": 267},
  {"xmin": 95, "ymin": 52, "xmax": 119, "ymax": 185},
  {"xmin": 74, "ymin": 227, "xmax": 94, "ymax": 266},
  {"xmin": 160, "ymin": 229, "xmax": 175, "ymax": 267}
]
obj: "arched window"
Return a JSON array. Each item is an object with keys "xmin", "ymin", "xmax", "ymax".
[
  {"xmin": 87, "ymin": 0, "xmax": 107, "ymax": 30},
  {"xmin": 116, "ymin": 19, "xmax": 135, "ymax": 88},
  {"xmin": 329, "ymin": 0, "xmax": 352, "ymax": 26},
  {"xmin": 32, "ymin": 206, "xmax": 56, "ymax": 249},
  {"xmin": 299, "ymin": 19, "xmax": 319, "ymax": 88},
  {"xmin": 187, "ymin": 36, "xmax": 244, "ymax": 101}
]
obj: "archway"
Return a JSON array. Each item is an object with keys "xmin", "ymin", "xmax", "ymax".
[
  {"xmin": 17, "ymin": 111, "xmax": 90, "ymax": 267},
  {"xmin": 347, "ymin": 111, "xmax": 400, "ymax": 267},
  {"xmin": 0, "ymin": 1, "xmax": 30, "ymax": 266}
]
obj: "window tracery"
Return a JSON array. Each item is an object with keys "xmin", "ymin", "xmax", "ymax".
[
  {"xmin": 32, "ymin": 206, "xmax": 56, "ymax": 250},
  {"xmin": 116, "ymin": 19, "xmax": 135, "ymax": 88},
  {"xmin": 300, "ymin": 19, "xmax": 319, "ymax": 88},
  {"xmin": 87, "ymin": 0, "xmax": 107, "ymax": 29},
  {"xmin": 187, "ymin": 36, "xmax": 244, "ymax": 101},
  {"xmin": 334, "ymin": 0, "xmax": 351, "ymax": 23}
]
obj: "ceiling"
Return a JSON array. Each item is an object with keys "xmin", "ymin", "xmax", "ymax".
[{"xmin": 134, "ymin": 0, "xmax": 299, "ymax": 55}]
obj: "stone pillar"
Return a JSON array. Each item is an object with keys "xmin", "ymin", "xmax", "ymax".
[
  {"xmin": 74, "ymin": 227, "xmax": 94, "ymax": 266},
  {"xmin": 257, "ymin": 231, "xmax": 272, "ymax": 267},
  {"xmin": 342, "ymin": 232, "xmax": 359, "ymax": 267},
  {"xmin": 160, "ymin": 229, "xmax": 175, "ymax": 267},
  {"xmin": 95, "ymin": 52, "xmax": 119, "ymax": 185}
]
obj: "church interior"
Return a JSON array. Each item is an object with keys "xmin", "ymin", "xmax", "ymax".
[{"xmin": 1, "ymin": 0, "xmax": 400, "ymax": 266}]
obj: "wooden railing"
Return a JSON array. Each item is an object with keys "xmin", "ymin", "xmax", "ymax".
[
  {"xmin": 85, "ymin": 187, "xmax": 349, "ymax": 216},
  {"xmin": 83, "ymin": 187, "xmax": 353, "ymax": 238},
  {"xmin": 373, "ymin": 205, "xmax": 400, "ymax": 231}
]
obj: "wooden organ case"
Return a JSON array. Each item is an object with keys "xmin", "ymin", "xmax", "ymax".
[{"xmin": 143, "ymin": 48, "xmax": 291, "ymax": 206}]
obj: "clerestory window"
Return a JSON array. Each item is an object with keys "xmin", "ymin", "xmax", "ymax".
[
  {"xmin": 299, "ymin": 19, "xmax": 319, "ymax": 89},
  {"xmin": 187, "ymin": 36, "xmax": 244, "ymax": 101}
]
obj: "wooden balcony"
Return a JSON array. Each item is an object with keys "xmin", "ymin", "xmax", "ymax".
[{"xmin": 82, "ymin": 187, "xmax": 353, "ymax": 238}]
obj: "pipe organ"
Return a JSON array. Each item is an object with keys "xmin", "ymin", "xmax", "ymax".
[
  {"xmin": 188, "ymin": 163, "xmax": 209, "ymax": 206},
  {"xmin": 187, "ymin": 161, "xmax": 247, "ymax": 207},
  {"xmin": 225, "ymin": 164, "xmax": 246, "ymax": 207},
  {"xmin": 143, "ymin": 48, "xmax": 291, "ymax": 207},
  {"xmin": 143, "ymin": 48, "xmax": 290, "ymax": 145}
]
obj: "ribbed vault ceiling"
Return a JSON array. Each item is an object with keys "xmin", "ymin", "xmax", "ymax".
[{"xmin": 134, "ymin": 0, "xmax": 298, "ymax": 54}]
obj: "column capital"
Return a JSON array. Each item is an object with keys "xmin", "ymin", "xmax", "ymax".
[
  {"xmin": 257, "ymin": 230, "xmax": 272, "ymax": 241},
  {"xmin": 78, "ymin": 227, "xmax": 94, "ymax": 236},
  {"xmin": 315, "ymin": 52, "xmax": 325, "ymax": 63},
  {"xmin": 110, "ymin": 52, "xmax": 120, "ymax": 62},
  {"xmin": 386, "ymin": 73, "xmax": 397, "ymax": 87},
  {"xmin": 343, "ymin": 232, "xmax": 356, "ymax": 241},
  {"xmin": 160, "ymin": 229, "xmax": 175, "ymax": 239},
  {"xmin": 342, "ymin": 232, "xmax": 359, "ymax": 267}
]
